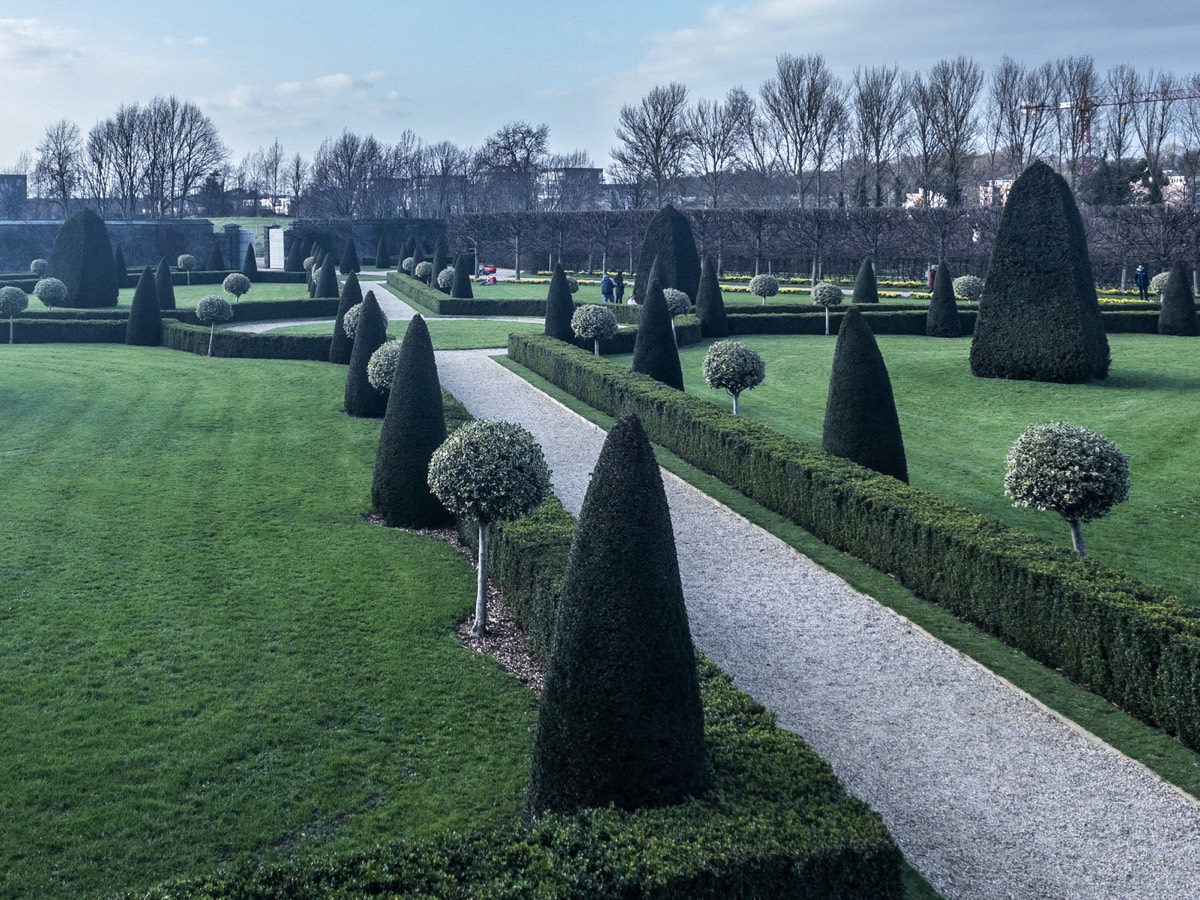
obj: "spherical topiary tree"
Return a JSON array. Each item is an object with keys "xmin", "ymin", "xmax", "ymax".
[
  {"xmin": 222, "ymin": 272, "xmax": 251, "ymax": 303},
  {"xmin": 330, "ymin": 271, "xmax": 363, "ymax": 364},
  {"xmin": 113, "ymin": 244, "xmax": 128, "ymax": 289},
  {"xmin": 428, "ymin": 419, "xmax": 551, "ymax": 637},
  {"xmin": 1158, "ymin": 261, "xmax": 1199, "ymax": 336},
  {"xmin": 663, "ymin": 287, "xmax": 692, "ymax": 343},
  {"xmin": 565, "ymin": 275, "xmax": 579, "ymax": 294},
  {"xmin": 303, "ymin": 255, "xmax": 316, "ymax": 274},
  {"xmin": 155, "ymin": 257, "xmax": 177, "ymax": 312},
  {"xmin": 29, "ymin": 259, "xmax": 48, "ymax": 277},
  {"xmin": 811, "ymin": 281, "xmax": 844, "ymax": 335},
  {"xmin": 703, "ymin": 340, "xmax": 766, "ymax": 415},
  {"xmin": 748, "ymin": 273, "xmax": 779, "ymax": 306},
  {"xmin": 571, "ymin": 304, "xmax": 619, "ymax": 355},
  {"xmin": 927, "ymin": 259, "xmax": 962, "ymax": 338},
  {"xmin": 543, "ymin": 263, "xmax": 576, "ymax": 343},
  {"xmin": 177, "ymin": 254, "xmax": 198, "ymax": 284},
  {"xmin": 953, "ymin": 274, "xmax": 984, "ymax": 303},
  {"xmin": 823, "ymin": 306, "xmax": 908, "ymax": 482},
  {"xmin": 695, "ymin": 255, "xmax": 728, "ymax": 337},
  {"xmin": 366, "ymin": 340, "xmax": 404, "ymax": 393},
  {"xmin": 401, "ymin": 256, "xmax": 414, "ymax": 274},
  {"xmin": 852, "ymin": 257, "xmax": 879, "ymax": 304},
  {"xmin": 631, "ymin": 258, "xmax": 685, "ymax": 391},
  {"xmin": 46, "ymin": 207, "xmax": 118, "ymax": 307},
  {"xmin": 633, "ymin": 203, "xmax": 701, "ymax": 305},
  {"xmin": 436, "ymin": 266, "xmax": 455, "ymax": 290},
  {"xmin": 242, "ymin": 241, "xmax": 258, "ymax": 281},
  {"xmin": 0, "ymin": 285, "xmax": 28, "ymax": 344},
  {"xmin": 339, "ymin": 239, "xmax": 360, "ymax": 275},
  {"xmin": 375, "ymin": 234, "xmax": 392, "ymax": 270},
  {"xmin": 1004, "ymin": 421, "xmax": 1130, "ymax": 557},
  {"xmin": 1149, "ymin": 271, "xmax": 1171, "ymax": 300},
  {"xmin": 315, "ymin": 255, "xmax": 339, "ymax": 299},
  {"xmin": 372, "ymin": 314, "xmax": 453, "ymax": 529},
  {"xmin": 415, "ymin": 260, "xmax": 433, "ymax": 284},
  {"xmin": 344, "ymin": 291, "xmax": 389, "ymax": 418},
  {"xmin": 196, "ymin": 295, "xmax": 233, "ymax": 357},
  {"xmin": 33, "ymin": 277, "xmax": 67, "ymax": 311},
  {"xmin": 341, "ymin": 299, "xmax": 388, "ymax": 340},
  {"xmin": 125, "ymin": 266, "xmax": 162, "ymax": 347},
  {"xmin": 450, "ymin": 252, "xmax": 473, "ymax": 299},
  {"xmin": 205, "ymin": 241, "xmax": 226, "ymax": 272},
  {"xmin": 528, "ymin": 413, "xmax": 707, "ymax": 815}
]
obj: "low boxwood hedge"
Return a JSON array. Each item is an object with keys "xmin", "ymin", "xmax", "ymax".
[
  {"xmin": 155, "ymin": 269, "xmax": 308, "ymax": 286},
  {"xmin": 725, "ymin": 308, "xmax": 1160, "ymax": 336},
  {"xmin": 10, "ymin": 308, "xmax": 130, "ymax": 320},
  {"xmin": 507, "ymin": 333, "xmax": 1200, "ymax": 751},
  {"xmin": 166, "ymin": 298, "xmax": 340, "ymax": 326},
  {"xmin": 3, "ymin": 318, "xmax": 126, "ymax": 343},
  {"xmin": 162, "ymin": 319, "xmax": 331, "ymax": 360}
]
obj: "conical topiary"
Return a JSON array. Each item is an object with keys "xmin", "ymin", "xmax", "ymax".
[
  {"xmin": 450, "ymin": 252, "xmax": 474, "ymax": 299},
  {"xmin": 284, "ymin": 234, "xmax": 307, "ymax": 272},
  {"xmin": 47, "ymin": 207, "xmax": 118, "ymax": 307},
  {"xmin": 154, "ymin": 257, "xmax": 177, "ymax": 312},
  {"xmin": 853, "ymin": 257, "xmax": 880, "ymax": 304},
  {"xmin": 399, "ymin": 236, "xmax": 416, "ymax": 269},
  {"xmin": 371, "ymin": 315, "xmax": 453, "ymax": 527},
  {"xmin": 970, "ymin": 160, "xmax": 1109, "ymax": 382},
  {"xmin": 375, "ymin": 234, "xmax": 391, "ymax": 270},
  {"xmin": 206, "ymin": 240, "xmax": 226, "ymax": 272},
  {"xmin": 543, "ymin": 263, "xmax": 576, "ymax": 341},
  {"xmin": 242, "ymin": 241, "xmax": 258, "ymax": 281},
  {"xmin": 631, "ymin": 258, "xmax": 685, "ymax": 390},
  {"xmin": 315, "ymin": 255, "xmax": 339, "ymax": 298},
  {"xmin": 694, "ymin": 255, "xmax": 728, "ymax": 337},
  {"xmin": 430, "ymin": 239, "xmax": 448, "ymax": 293},
  {"xmin": 633, "ymin": 204, "xmax": 701, "ymax": 303},
  {"xmin": 344, "ymin": 291, "xmax": 389, "ymax": 418},
  {"xmin": 926, "ymin": 258, "xmax": 962, "ymax": 337},
  {"xmin": 113, "ymin": 245, "xmax": 128, "ymax": 290},
  {"xmin": 410, "ymin": 244, "xmax": 425, "ymax": 279},
  {"xmin": 823, "ymin": 306, "xmax": 908, "ymax": 482},
  {"xmin": 528, "ymin": 414, "xmax": 709, "ymax": 815},
  {"xmin": 340, "ymin": 239, "xmax": 361, "ymax": 275},
  {"xmin": 125, "ymin": 266, "xmax": 162, "ymax": 346},
  {"xmin": 1158, "ymin": 261, "xmax": 1199, "ymax": 336},
  {"xmin": 330, "ymin": 272, "xmax": 364, "ymax": 364}
]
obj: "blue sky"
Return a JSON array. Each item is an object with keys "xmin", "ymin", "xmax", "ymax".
[{"xmin": 1, "ymin": 0, "xmax": 1196, "ymax": 172}]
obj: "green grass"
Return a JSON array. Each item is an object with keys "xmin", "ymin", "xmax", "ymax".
[
  {"xmin": 0, "ymin": 346, "xmax": 539, "ymax": 897},
  {"xmin": 264, "ymin": 318, "xmax": 543, "ymax": 350}
]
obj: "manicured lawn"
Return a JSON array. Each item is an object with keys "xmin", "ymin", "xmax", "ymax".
[
  {"xmin": 0, "ymin": 346, "xmax": 538, "ymax": 897},
  {"xmin": 664, "ymin": 333, "xmax": 1200, "ymax": 606},
  {"xmin": 263, "ymin": 318, "xmax": 544, "ymax": 350}
]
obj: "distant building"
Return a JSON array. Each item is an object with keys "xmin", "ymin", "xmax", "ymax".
[
  {"xmin": 904, "ymin": 188, "xmax": 947, "ymax": 209},
  {"xmin": 0, "ymin": 174, "xmax": 28, "ymax": 218}
]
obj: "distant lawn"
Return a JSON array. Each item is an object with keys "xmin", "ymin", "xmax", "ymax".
[
  {"xmin": 0, "ymin": 346, "xmax": 538, "ymax": 897},
  {"xmin": 653, "ymin": 333, "xmax": 1200, "ymax": 607},
  {"xmin": 264, "ymin": 318, "xmax": 544, "ymax": 350}
]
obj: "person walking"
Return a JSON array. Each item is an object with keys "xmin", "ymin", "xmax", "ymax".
[
  {"xmin": 599, "ymin": 272, "xmax": 615, "ymax": 304},
  {"xmin": 1135, "ymin": 264, "xmax": 1149, "ymax": 301},
  {"xmin": 613, "ymin": 271, "xmax": 625, "ymax": 304}
]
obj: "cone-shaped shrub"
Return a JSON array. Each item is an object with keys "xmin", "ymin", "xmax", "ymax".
[
  {"xmin": 330, "ymin": 271, "xmax": 363, "ymax": 364},
  {"xmin": 113, "ymin": 245, "xmax": 128, "ymax": 289},
  {"xmin": 284, "ymin": 235, "xmax": 307, "ymax": 272},
  {"xmin": 543, "ymin": 263, "xmax": 576, "ymax": 342},
  {"xmin": 694, "ymin": 255, "xmax": 728, "ymax": 337},
  {"xmin": 631, "ymin": 259, "xmax": 685, "ymax": 390},
  {"xmin": 206, "ymin": 240, "xmax": 226, "ymax": 271},
  {"xmin": 410, "ymin": 244, "xmax": 425, "ymax": 277},
  {"xmin": 926, "ymin": 258, "xmax": 962, "ymax": 337},
  {"xmin": 430, "ymin": 239, "xmax": 447, "ymax": 293},
  {"xmin": 970, "ymin": 161, "xmax": 1109, "ymax": 382},
  {"xmin": 823, "ymin": 307, "xmax": 908, "ymax": 482},
  {"xmin": 528, "ymin": 414, "xmax": 708, "ymax": 815},
  {"xmin": 47, "ymin": 207, "xmax": 118, "ymax": 307},
  {"xmin": 241, "ymin": 241, "xmax": 258, "ymax": 280},
  {"xmin": 375, "ymin": 234, "xmax": 391, "ymax": 270},
  {"xmin": 371, "ymin": 315, "xmax": 453, "ymax": 527},
  {"xmin": 340, "ymin": 239, "xmax": 360, "ymax": 275},
  {"xmin": 154, "ymin": 257, "xmax": 177, "ymax": 312},
  {"xmin": 1158, "ymin": 261, "xmax": 1199, "ymax": 336},
  {"xmin": 853, "ymin": 257, "xmax": 880, "ymax": 304},
  {"xmin": 633, "ymin": 204, "xmax": 700, "ymax": 302},
  {"xmin": 315, "ymin": 255, "xmax": 339, "ymax": 298},
  {"xmin": 344, "ymin": 291, "xmax": 389, "ymax": 418},
  {"xmin": 450, "ymin": 252, "xmax": 474, "ymax": 299},
  {"xmin": 399, "ymin": 236, "xmax": 416, "ymax": 269},
  {"xmin": 125, "ymin": 266, "xmax": 162, "ymax": 346}
]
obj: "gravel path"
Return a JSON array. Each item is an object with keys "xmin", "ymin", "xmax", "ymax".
[{"xmin": 435, "ymin": 346, "xmax": 1200, "ymax": 900}]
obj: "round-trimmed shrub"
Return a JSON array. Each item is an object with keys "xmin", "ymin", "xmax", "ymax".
[
  {"xmin": 367, "ymin": 340, "xmax": 404, "ymax": 392},
  {"xmin": 303, "ymin": 255, "xmax": 317, "ymax": 273},
  {"xmin": 415, "ymin": 260, "xmax": 433, "ymax": 283},
  {"xmin": 1159, "ymin": 261, "xmax": 1200, "ymax": 336},
  {"xmin": 565, "ymin": 275, "xmax": 579, "ymax": 294},
  {"xmin": 1149, "ymin": 271, "xmax": 1171, "ymax": 296},
  {"xmin": 222, "ymin": 272, "xmax": 251, "ymax": 302},
  {"xmin": 33, "ymin": 277, "xmax": 67, "ymax": 310},
  {"xmin": 748, "ymin": 273, "xmax": 779, "ymax": 305},
  {"xmin": 811, "ymin": 281, "xmax": 844, "ymax": 336},
  {"xmin": 436, "ymin": 266, "xmax": 455, "ymax": 290},
  {"xmin": 695, "ymin": 255, "xmax": 728, "ymax": 337},
  {"xmin": 1004, "ymin": 421, "xmax": 1130, "ymax": 556},
  {"xmin": 953, "ymin": 274, "xmax": 984, "ymax": 302},
  {"xmin": 401, "ymin": 256, "xmax": 414, "ymax": 274},
  {"xmin": 155, "ymin": 257, "xmax": 177, "ymax": 312},
  {"xmin": 702, "ymin": 340, "xmax": 766, "ymax": 415},
  {"xmin": 0, "ymin": 285, "xmax": 28, "ymax": 343},
  {"xmin": 571, "ymin": 304, "xmax": 619, "ymax": 355},
  {"xmin": 663, "ymin": 288, "xmax": 692, "ymax": 317},
  {"xmin": 29, "ymin": 259, "xmax": 48, "ymax": 277},
  {"xmin": 177, "ymin": 254, "xmax": 198, "ymax": 284},
  {"xmin": 196, "ymin": 294, "xmax": 233, "ymax": 357}
]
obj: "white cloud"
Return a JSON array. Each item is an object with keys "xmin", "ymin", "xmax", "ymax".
[{"xmin": 0, "ymin": 17, "xmax": 85, "ymax": 70}]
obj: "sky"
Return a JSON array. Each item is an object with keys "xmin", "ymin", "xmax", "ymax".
[{"xmin": 1, "ymin": 0, "xmax": 1197, "ymax": 174}]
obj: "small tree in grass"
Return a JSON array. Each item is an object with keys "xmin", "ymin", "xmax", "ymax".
[
  {"xmin": 543, "ymin": 263, "xmax": 576, "ymax": 342},
  {"xmin": 242, "ymin": 242, "xmax": 258, "ymax": 281},
  {"xmin": 339, "ymin": 239, "xmax": 360, "ymax": 275},
  {"xmin": 375, "ymin": 234, "xmax": 391, "ymax": 270},
  {"xmin": 0, "ymin": 285, "xmax": 28, "ymax": 343},
  {"xmin": 703, "ymin": 340, "xmax": 765, "ymax": 414},
  {"xmin": 372, "ymin": 315, "xmax": 453, "ymax": 528},
  {"xmin": 663, "ymin": 287, "xmax": 691, "ymax": 343},
  {"xmin": 1004, "ymin": 421, "xmax": 1130, "ymax": 557},
  {"xmin": 695, "ymin": 255, "xmax": 728, "ymax": 337},
  {"xmin": 571, "ymin": 304, "xmax": 618, "ymax": 355},
  {"xmin": 315, "ymin": 255, "xmax": 339, "ymax": 298},
  {"xmin": 222, "ymin": 272, "xmax": 251, "ymax": 303},
  {"xmin": 927, "ymin": 259, "xmax": 962, "ymax": 337},
  {"xmin": 155, "ymin": 257, "xmax": 177, "ymax": 312},
  {"xmin": 196, "ymin": 294, "xmax": 233, "ymax": 357},
  {"xmin": 1158, "ymin": 261, "xmax": 1199, "ymax": 336},
  {"xmin": 205, "ymin": 241, "xmax": 226, "ymax": 271},
  {"xmin": 953, "ymin": 274, "xmax": 984, "ymax": 302},
  {"xmin": 748, "ymin": 273, "xmax": 779, "ymax": 306},
  {"xmin": 436, "ymin": 266, "xmax": 455, "ymax": 290},
  {"xmin": 29, "ymin": 259, "xmax": 48, "ymax": 277},
  {"xmin": 811, "ymin": 281, "xmax": 843, "ymax": 335},
  {"xmin": 631, "ymin": 259, "xmax": 685, "ymax": 390},
  {"xmin": 428, "ymin": 419, "xmax": 551, "ymax": 637},
  {"xmin": 344, "ymin": 291, "xmax": 389, "ymax": 417},
  {"xmin": 401, "ymin": 256, "xmax": 414, "ymax": 274},
  {"xmin": 528, "ymin": 413, "xmax": 707, "ymax": 815},
  {"xmin": 853, "ymin": 257, "xmax": 879, "ymax": 304},
  {"xmin": 177, "ymin": 254, "xmax": 198, "ymax": 284},
  {"xmin": 330, "ymin": 271, "xmax": 363, "ymax": 364},
  {"xmin": 34, "ymin": 277, "xmax": 67, "ymax": 311},
  {"xmin": 415, "ymin": 260, "xmax": 433, "ymax": 284},
  {"xmin": 126, "ymin": 266, "xmax": 162, "ymax": 346}
]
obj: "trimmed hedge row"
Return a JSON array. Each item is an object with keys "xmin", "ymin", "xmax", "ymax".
[
  {"xmin": 2, "ymin": 318, "xmax": 126, "ymax": 343},
  {"xmin": 10, "ymin": 308, "xmax": 130, "ymax": 320},
  {"xmin": 726, "ymin": 308, "xmax": 1161, "ymax": 337},
  {"xmin": 166, "ymin": 298, "xmax": 339, "ymax": 326},
  {"xmin": 162, "ymin": 320, "xmax": 331, "ymax": 360},
  {"xmin": 153, "ymin": 269, "xmax": 307, "ymax": 286},
  {"xmin": 507, "ymin": 333, "xmax": 1200, "ymax": 751}
]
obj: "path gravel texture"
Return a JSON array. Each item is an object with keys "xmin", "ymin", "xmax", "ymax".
[{"xmin": 434, "ymin": 345, "xmax": 1200, "ymax": 900}]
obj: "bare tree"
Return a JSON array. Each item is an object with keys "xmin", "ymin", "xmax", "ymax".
[
  {"xmin": 107, "ymin": 103, "xmax": 145, "ymax": 220},
  {"xmin": 733, "ymin": 89, "xmax": 786, "ymax": 208},
  {"xmin": 0, "ymin": 152, "xmax": 31, "ymax": 218},
  {"xmin": 308, "ymin": 130, "xmax": 382, "ymax": 217},
  {"xmin": 1053, "ymin": 56, "xmax": 1100, "ymax": 188},
  {"xmin": 686, "ymin": 88, "xmax": 749, "ymax": 208},
  {"xmin": 761, "ymin": 54, "xmax": 837, "ymax": 206},
  {"xmin": 926, "ymin": 56, "xmax": 984, "ymax": 206},
  {"xmin": 1133, "ymin": 69, "xmax": 1180, "ymax": 203},
  {"xmin": 1102, "ymin": 64, "xmax": 1140, "ymax": 169},
  {"xmin": 81, "ymin": 119, "xmax": 117, "ymax": 218},
  {"xmin": 1178, "ymin": 73, "xmax": 1200, "ymax": 206},
  {"xmin": 542, "ymin": 149, "xmax": 602, "ymax": 211},
  {"xmin": 33, "ymin": 119, "xmax": 82, "ymax": 217},
  {"xmin": 853, "ymin": 65, "xmax": 910, "ymax": 207},
  {"xmin": 170, "ymin": 99, "xmax": 227, "ymax": 216},
  {"xmin": 286, "ymin": 152, "xmax": 308, "ymax": 215},
  {"xmin": 809, "ymin": 79, "xmax": 848, "ymax": 206},
  {"xmin": 476, "ymin": 121, "xmax": 549, "ymax": 212},
  {"xmin": 987, "ymin": 57, "xmax": 1055, "ymax": 176},
  {"xmin": 423, "ymin": 140, "xmax": 471, "ymax": 216},
  {"xmin": 612, "ymin": 83, "xmax": 690, "ymax": 207}
]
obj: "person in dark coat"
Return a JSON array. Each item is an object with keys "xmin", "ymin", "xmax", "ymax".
[
  {"xmin": 1134, "ymin": 264, "xmax": 1149, "ymax": 301},
  {"xmin": 613, "ymin": 270, "xmax": 625, "ymax": 304}
]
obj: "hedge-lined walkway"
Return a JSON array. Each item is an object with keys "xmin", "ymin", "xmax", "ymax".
[{"xmin": 434, "ymin": 346, "xmax": 1200, "ymax": 900}]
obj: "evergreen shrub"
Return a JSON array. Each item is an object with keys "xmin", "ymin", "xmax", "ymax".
[
  {"xmin": 242, "ymin": 242, "xmax": 258, "ymax": 280},
  {"xmin": 853, "ymin": 258, "xmax": 879, "ymax": 303},
  {"xmin": 695, "ymin": 255, "xmax": 728, "ymax": 337},
  {"xmin": 330, "ymin": 271, "xmax": 363, "ymax": 364},
  {"xmin": 344, "ymin": 292, "xmax": 389, "ymax": 417},
  {"xmin": 205, "ymin": 241, "xmax": 226, "ymax": 271},
  {"xmin": 543, "ymin": 264, "xmax": 576, "ymax": 342},
  {"xmin": 125, "ymin": 266, "xmax": 162, "ymax": 346},
  {"xmin": 113, "ymin": 245, "xmax": 128, "ymax": 288},
  {"xmin": 47, "ymin": 208, "xmax": 119, "ymax": 307},
  {"xmin": 927, "ymin": 259, "xmax": 962, "ymax": 337},
  {"xmin": 630, "ymin": 260, "xmax": 684, "ymax": 390},
  {"xmin": 450, "ymin": 253, "xmax": 473, "ymax": 299},
  {"xmin": 156, "ymin": 258, "xmax": 177, "ymax": 311},
  {"xmin": 315, "ymin": 256, "xmax": 339, "ymax": 298},
  {"xmin": 339, "ymin": 240, "xmax": 360, "ymax": 275},
  {"xmin": 633, "ymin": 204, "xmax": 701, "ymax": 302},
  {"xmin": 1158, "ymin": 261, "xmax": 1199, "ymax": 336}
]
